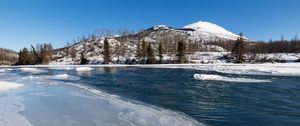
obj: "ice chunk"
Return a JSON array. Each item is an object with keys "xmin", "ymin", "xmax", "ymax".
[
  {"xmin": 193, "ymin": 74, "xmax": 271, "ymax": 83},
  {"xmin": 49, "ymin": 74, "xmax": 80, "ymax": 81},
  {"xmin": 75, "ymin": 67, "xmax": 94, "ymax": 71}
]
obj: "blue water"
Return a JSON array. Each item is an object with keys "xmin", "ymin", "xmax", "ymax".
[{"xmin": 48, "ymin": 67, "xmax": 300, "ymax": 126}]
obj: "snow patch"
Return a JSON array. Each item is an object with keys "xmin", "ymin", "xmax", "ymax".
[
  {"xmin": 193, "ymin": 74, "xmax": 271, "ymax": 83},
  {"xmin": 184, "ymin": 21, "xmax": 238, "ymax": 37}
]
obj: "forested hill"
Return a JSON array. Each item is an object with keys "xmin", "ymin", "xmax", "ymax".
[{"xmin": 0, "ymin": 47, "xmax": 18, "ymax": 65}]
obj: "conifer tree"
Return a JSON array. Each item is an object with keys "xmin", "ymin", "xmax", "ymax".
[
  {"xmin": 158, "ymin": 42, "xmax": 163, "ymax": 64},
  {"xmin": 135, "ymin": 42, "xmax": 142, "ymax": 61},
  {"xmin": 18, "ymin": 48, "xmax": 31, "ymax": 65},
  {"xmin": 103, "ymin": 38, "xmax": 111, "ymax": 64},
  {"xmin": 176, "ymin": 40, "xmax": 186, "ymax": 64},
  {"xmin": 80, "ymin": 51, "xmax": 88, "ymax": 65},
  {"xmin": 231, "ymin": 33, "xmax": 245, "ymax": 63},
  {"xmin": 141, "ymin": 41, "xmax": 147, "ymax": 63},
  {"xmin": 146, "ymin": 43, "xmax": 155, "ymax": 64}
]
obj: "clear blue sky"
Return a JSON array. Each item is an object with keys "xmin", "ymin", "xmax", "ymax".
[{"xmin": 0, "ymin": 0, "xmax": 299, "ymax": 51}]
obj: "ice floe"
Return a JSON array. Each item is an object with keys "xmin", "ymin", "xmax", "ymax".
[
  {"xmin": 22, "ymin": 74, "xmax": 80, "ymax": 81},
  {"xmin": 193, "ymin": 74, "xmax": 271, "ymax": 83},
  {"xmin": 49, "ymin": 74, "xmax": 80, "ymax": 81},
  {"xmin": 75, "ymin": 67, "xmax": 94, "ymax": 71}
]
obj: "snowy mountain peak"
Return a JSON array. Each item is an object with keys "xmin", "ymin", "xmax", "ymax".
[{"xmin": 183, "ymin": 21, "xmax": 238, "ymax": 37}]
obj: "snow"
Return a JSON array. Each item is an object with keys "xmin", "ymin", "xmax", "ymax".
[
  {"xmin": 0, "ymin": 81, "xmax": 24, "ymax": 92},
  {"xmin": 75, "ymin": 67, "xmax": 94, "ymax": 71},
  {"xmin": 193, "ymin": 63, "xmax": 300, "ymax": 76},
  {"xmin": 183, "ymin": 21, "xmax": 239, "ymax": 40},
  {"xmin": 153, "ymin": 25, "xmax": 171, "ymax": 30},
  {"xmin": 254, "ymin": 53, "xmax": 300, "ymax": 62},
  {"xmin": 193, "ymin": 74, "xmax": 271, "ymax": 83}
]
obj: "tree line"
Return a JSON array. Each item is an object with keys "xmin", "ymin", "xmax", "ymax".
[
  {"xmin": 17, "ymin": 43, "xmax": 53, "ymax": 65},
  {"xmin": 95, "ymin": 38, "xmax": 187, "ymax": 64},
  {"xmin": 222, "ymin": 34, "xmax": 300, "ymax": 63}
]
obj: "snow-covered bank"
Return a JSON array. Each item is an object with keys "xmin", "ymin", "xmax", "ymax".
[
  {"xmin": 0, "ymin": 81, "xmax": 24, "ymax": 92},
  {"xmin": 1, "ymin": 63, "xmax": 300, "ymax": 76},
  {"xmin": 193, "ymin": 74, "xmax": 271, "ymax": 83}
]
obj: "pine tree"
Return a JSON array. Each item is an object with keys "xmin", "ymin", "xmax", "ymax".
[
  {"xmin": 141, "ymin": 41, "xmax": 147, "ymax": 63},
  {"xmin": 18, "ymin": 48, "xmax": 31, "ymax": 65},
  {"xmin": 103, "ymin": 38, "xmax": 111, "ymax": 64},
  {"xmin": 231, "ymin": 33, "xmax": 245, "ymax": 63},
  {"xmin": 176, "ymin": 40, "xmax": 186, "ymax": 64},
  {"xmin": 80, "ymin": 51, "xmax": 88, "ymax": 65},
  {"xmin": 31, "ymin": 45, "xmax": 40, "ymax": 64},
  {"xmin": 135, "ymin": 42, "xmax": 142, "ymax": 61},
  {"xmin": 158, "ymin": 42, "xmax": 163, "ymax": 64},
  {"xmin": 146, "ymin": 43, "xmax": 155, "ymax": 64}
]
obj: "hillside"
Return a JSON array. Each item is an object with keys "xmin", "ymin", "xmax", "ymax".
[
  {"xmin": 0, "ymin": 47, "xmax": 18, "ymax": 65},
  {"xmin": 51, "ymin": 21, "xmax": 237, "ymax": 65}
]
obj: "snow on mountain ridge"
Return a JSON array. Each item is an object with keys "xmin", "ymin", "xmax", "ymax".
[{"xmin": 184, "ymin": 21, "xmax": 239, "ymax": 38}]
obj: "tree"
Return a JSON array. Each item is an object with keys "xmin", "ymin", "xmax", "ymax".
[
  {"xmin": 176, "ymin": 40, "xmax": 186, "ymax": 64},
  {"xmin": 146, "ymin": 43, "xmax": 155, "ymax": 64},
  {"xmin": 103, "ymin": 38, "xmax": 111, "ymax": 64},
  {"xmin": 18, "ymin": 48, "xmax": 31, "ymax": 65},
  {"xmin": 158, "ymin": 42, "xmax": 163, "ymax": 64},
  {"xmin": 135, "ymin": 42, "xmax": 142, "ymax": 62},
  {"xmin": 69, "ymin": 48, "xmax": 76, "ymax": 59},
  {"xmin": 31, "ymin": 45, "xmax": 40, "ymax": 64},
  {"xmin": 231, "ymin": 33, "xmax": 245, "ymax": 63},
  {"xmin": 80, "ymin": 51, "xmax": 88, "ymax": 64},
  {"xmin": 141, "ymin": 41, "xmax": 147, "ymax": 63}
]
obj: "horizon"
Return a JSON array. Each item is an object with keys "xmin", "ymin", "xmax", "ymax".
[{"xmin": 1, "ymin": 0, "xmax": 300, "ymax": 51}]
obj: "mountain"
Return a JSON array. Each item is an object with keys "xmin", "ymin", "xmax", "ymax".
[
  {"xmin": 51, "ymin": 21, "xmax": 243, "ymax": 65},
  {"xmin": 131, "ymin": 21, "xmax": 241, "ymax": 43}
]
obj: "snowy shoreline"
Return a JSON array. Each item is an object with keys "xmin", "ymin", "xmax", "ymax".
[{"xmin": 1, "ymin": 63, "xmax": 300, "ymax": 76}]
